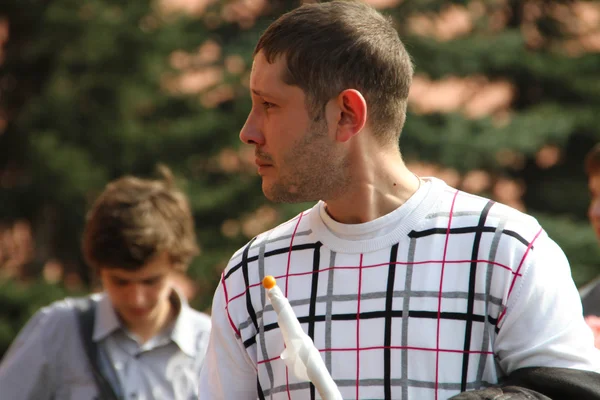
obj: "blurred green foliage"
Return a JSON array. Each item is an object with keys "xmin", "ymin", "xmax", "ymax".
[{"xmin": 0, "ymin": 0, "xmax": 599, "ymax": 358}]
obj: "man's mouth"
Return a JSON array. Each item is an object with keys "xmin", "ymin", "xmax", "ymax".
[{"xmin": 128, "ymin": 308, "xmax": 150, "ymax": 317}]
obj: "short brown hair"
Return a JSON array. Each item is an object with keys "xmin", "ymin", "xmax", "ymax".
[
  {"xmin": 586, "ymin": 144, "xmax": 600, "ymax": 176},
  {"xmin": 255, "ymin": 0, "xmax": 413, "ymax": 144},
  {"xmin": 82, "ymin": 166, "xmax": 199, "ymax": 272}
]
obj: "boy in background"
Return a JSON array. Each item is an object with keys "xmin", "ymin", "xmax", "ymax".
[{"xmin": 0, "ymin": 166, "xmax": 211, "ymax": 399}]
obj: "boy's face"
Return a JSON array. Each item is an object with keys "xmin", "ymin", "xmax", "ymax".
[
  {"xmin": 589, "ymin": 172, "xmax": 600, "ymax": 242},
  {"xmin": 100, "ymin": 251, "xmax": 175, "ymax": 332}
]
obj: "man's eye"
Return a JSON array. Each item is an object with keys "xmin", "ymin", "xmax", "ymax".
[
  {"xmin": 262, "ymin": 101, "xmax": 274, "ymax": 110},
  {"xmin": 142, "ymin": 278, "xmax": 161, "ymax": 286}
]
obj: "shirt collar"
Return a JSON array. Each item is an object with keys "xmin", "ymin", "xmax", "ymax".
[
  {"xmin": 92, "ymin": 292, "xmax": 121, "ymax": 342},
  {"xmin": 92, "ymin": 289, "xmax": 198, "ymax": 357},
  {"xmin": 169, "ymin": 289, "xmax": 199, "ymax": 357}
]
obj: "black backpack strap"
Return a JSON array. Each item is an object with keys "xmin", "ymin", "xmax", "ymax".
[{"xmin": 72, "ymin": 297, "xmax": 121, "ymax": 400}]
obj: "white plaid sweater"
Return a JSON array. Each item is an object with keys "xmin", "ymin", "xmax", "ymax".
[{"xmin": 200, "ymin": 178, "xmax": 599, "ymax": 400}]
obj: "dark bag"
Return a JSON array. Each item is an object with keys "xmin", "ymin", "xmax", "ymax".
[
  {"xmin": 450, "ymin": 366, "xmax": 600, "ymax": 400},
  {"xmin": 72, "ymin": 297, "xmax": 121, "ymax": 400}
]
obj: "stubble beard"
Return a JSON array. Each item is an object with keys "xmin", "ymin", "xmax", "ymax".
[{"xmin": 264, "ymin": 119, "xmax": 349, "ymax": 204}]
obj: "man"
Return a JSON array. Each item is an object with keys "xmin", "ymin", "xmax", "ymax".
[
  {"xmin": 199, "ymin": 1, "xmax": 600, "ymax": 399},
  {"xmin": 580, "ymin": 144, "xmax": 600, "ymax": 317},
  {"xmin": 0, "ymin": 166, "xmax": 211, "ymax": 399}
]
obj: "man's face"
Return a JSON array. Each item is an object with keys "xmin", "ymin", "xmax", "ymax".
[
  {"xmin": 239, "ymin": 51, "xmax": 349, "ymax": 203},
  {"xmin": 100, "ymin": 252, "xmax": 174, "ymax": 331},
  {"xmin": 589, "ymin": 173, "xmax": 600, "ymax": 242}
]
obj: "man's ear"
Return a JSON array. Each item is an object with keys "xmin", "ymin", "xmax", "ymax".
[{"xmin": 334, "ymin": 89, "xmax": 367, "ymax": 143}]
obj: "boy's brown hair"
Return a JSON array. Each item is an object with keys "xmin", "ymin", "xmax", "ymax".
[
  {"xmin": 254, "ymin": 0, "xmax": 414, "ymax": 145},
  {"xmin": 585, "ymin": 144, "xmax": 600, "ymax": 176},
  {"xmin": 82, "ymin": 165, "xmax": 199, "ymax": 272}
]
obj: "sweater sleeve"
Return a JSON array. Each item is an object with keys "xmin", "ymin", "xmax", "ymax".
[
  {"xmin": 494, "ymin": 231, "xmax": 600, "ymax": 374},
  {"xmin": 198, "ymin": 278, "xmax": 258, "ymax": 399}
]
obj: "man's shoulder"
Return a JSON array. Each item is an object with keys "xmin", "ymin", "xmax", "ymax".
[
  {"xmin": 33, "ymin": 294, "xmax": 104, "ymax": 335},
  {"xmin": 433, "ymin": 183, "xmax": 541, "ymax": 233},
  {"xmin": 12, "ymin": 295, "xmax": 87, "ymax": 348},
  {"xmin": 36, "ymin": 295, "xmax": 93, "ymax": 321}
]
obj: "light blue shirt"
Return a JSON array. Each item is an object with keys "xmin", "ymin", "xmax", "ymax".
[{"xmin": 0, "ymin": 291, "xmax": 211, "ymax": 400}]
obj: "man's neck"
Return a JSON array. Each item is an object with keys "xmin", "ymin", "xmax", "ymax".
[{"xmin": 323, "ymin": 148, "xmax": 420, "ymax": 224}]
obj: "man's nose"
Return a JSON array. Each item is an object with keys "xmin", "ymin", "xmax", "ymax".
[
  {"xmin": 130, "ymin": 284, "xmax": 147, "ymax": 307},
  {"xmin": 239, "ymin": 112, "xmax": 265, "ymax": 146}
]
